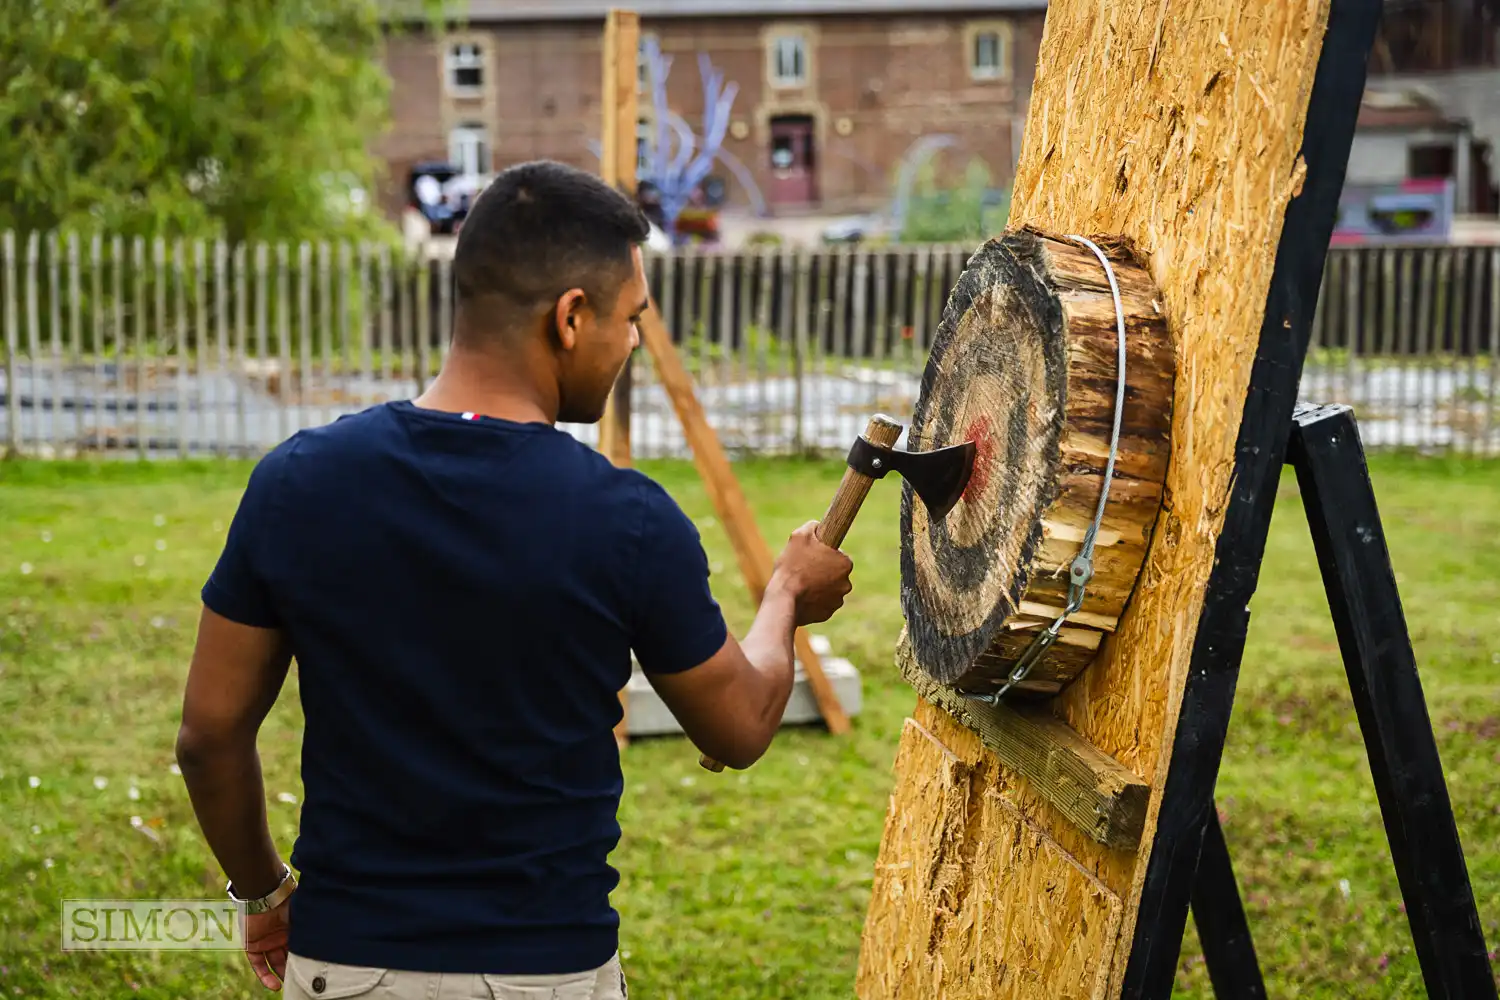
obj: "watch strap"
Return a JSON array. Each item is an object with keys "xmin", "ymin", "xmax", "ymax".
[{"xmin": 227, "ymin": 865, "xmax": 296, "ymax": 914}]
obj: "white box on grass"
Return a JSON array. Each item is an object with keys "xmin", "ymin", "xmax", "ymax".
[{"xmin": 624, "ymin": 634, "xmax": 862, "ymax": 738}]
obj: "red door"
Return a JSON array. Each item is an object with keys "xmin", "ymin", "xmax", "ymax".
[{"xmin": 769, "ymin": 116, "xmax": 817, "ymax": 206}]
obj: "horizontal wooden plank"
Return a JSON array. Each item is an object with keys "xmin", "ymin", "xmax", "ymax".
[{"xmin": 895, "ymin": 631, "xmax": 1149, "ymax": 851}]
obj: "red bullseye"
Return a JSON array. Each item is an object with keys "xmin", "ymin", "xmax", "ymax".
[{"xmin": 960, "ymin": 414, "xmax": 994, "ymax": 500}]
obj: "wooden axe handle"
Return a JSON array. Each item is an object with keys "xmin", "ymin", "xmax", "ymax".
[
  {"xmin": 815, "ymin": 414, "xmax": 905, "ymax": 548},
  {"xmin": 699, "ymin": 415, "xmax": 904, "ymax": 773}
]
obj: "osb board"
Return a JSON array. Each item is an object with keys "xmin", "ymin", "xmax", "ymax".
[
  {"xmin": 859, "ymin": 1, "xmax": 1332, "ymax": 997},
  {"xmin": 865, "ymin": 714, "xmax": 1125, "ymax": 999}
]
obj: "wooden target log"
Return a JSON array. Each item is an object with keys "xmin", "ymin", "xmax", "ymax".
[{"xmin": 900, "ymin": 225, "xmax": 1175, "ymax": 700}]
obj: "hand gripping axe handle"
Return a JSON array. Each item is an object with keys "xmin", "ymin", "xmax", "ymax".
[{"xmin": 698, "ymin": 414, "xmax": 977, "ymax": 772}]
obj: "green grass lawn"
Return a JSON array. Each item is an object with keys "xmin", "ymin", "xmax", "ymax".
[{"xmin": 1, "ymin": 452, "xmax": 1497, "ymax": 998}]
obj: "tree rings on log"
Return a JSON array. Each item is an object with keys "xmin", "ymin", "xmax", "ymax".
[{"xmin": 900, "ymin": 226, "xmax": 1175, "ymax": 699}]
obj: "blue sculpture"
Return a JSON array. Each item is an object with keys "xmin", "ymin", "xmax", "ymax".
[
  {"xmin": 639, "ymin": 37, "xmax": 734, "ymax": 239},
  {"xmin": 589, "ymin": 38, "xmax": 767, "ymax": 241}
]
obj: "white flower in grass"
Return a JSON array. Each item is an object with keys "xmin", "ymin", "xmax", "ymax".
[
  {"xmin": 128, "ymin": 815, "xmax": 161, "ymax": 843},
  {"xmin": 20, "ymin": 563, "xmax": 32, "ymax": 576},
  {"xmin": 128, "ymin": 786, "xmax": 140, "ymax": 801},
  {"xmin": 93, "ymin": 776, "xmax": 108, "ymax": 790},
  {"xmin": 43, "ymin": 858, "xmax": 54, "ymax": 869},
  {"xmin": 168, "ymin": 763, "xmax": 180, "ymax": 776},
  {"xmin": 40, "ymin": 531, "xmax": 52, "ymax": 543},
  {"xmin": 276, "ymin": 792, "xmax": 298, "ymax": 805},
  {"xmin": 679, "ymin": 776, "xmax": 696, "ymax": 788},
  {"xmin": 154, "ymin": 539, "xmax": 167, "ymax": 552},
  {"xmin": 31, "ymin": 825, "xmax": 40, "ymax": 835},
  {"xmin": 150, "ymin": 617, "xmax": 165, "ymax": 629},
  {"xmin": 28, "ymin": 775, "xmax": 40, "ymax": 789},
  {"xmin": 213, "ymin": 520, "xmax": 224, "ymax": 532},
  {"xmin": 153, "ymin": 515, "xmax": 166, "ymax": 527},
  {"xmin": 133, "ymin": 555, "xmax": 146, "ymax": 567}
]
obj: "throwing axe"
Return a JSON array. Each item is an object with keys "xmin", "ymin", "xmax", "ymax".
[{"xmin": 699, "ymin": 414, "xmax": 977, "ymax": 772}]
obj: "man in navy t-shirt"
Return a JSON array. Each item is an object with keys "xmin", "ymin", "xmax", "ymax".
[{"xmin": 174, "ymin": 161, "xmax": 854, "ymax": 998}]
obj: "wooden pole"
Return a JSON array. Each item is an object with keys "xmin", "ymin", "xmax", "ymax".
[
  {"xmin": 599, "ymin": 8, "xmax": 639, "ymax": 471},
  {"xmin": 600, "ymin": 8, "xmax": 639, "ymax": 747}
]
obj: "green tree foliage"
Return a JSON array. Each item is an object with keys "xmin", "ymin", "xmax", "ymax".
[
  {"xmin": 0, "ymin": 0, "xmax": 407, "ymax": 244},
  {"xmin": 899, "ymin": 156, "xmax": 1011, "ymax": 244}
]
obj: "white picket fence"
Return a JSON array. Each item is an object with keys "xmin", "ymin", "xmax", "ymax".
[{"xmin": 1, "ymin": 230, "xmax": 1497, "ymax": 459}]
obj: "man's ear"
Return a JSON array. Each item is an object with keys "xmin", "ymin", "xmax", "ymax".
[{"xmin": 553, "ymin": 288, "xmax": 589, "ymax": 351}]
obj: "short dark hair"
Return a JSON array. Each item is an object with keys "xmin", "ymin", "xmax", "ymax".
[{"xmin": 452, "ymin": 160, "xmax": 650, "ymax": 333}]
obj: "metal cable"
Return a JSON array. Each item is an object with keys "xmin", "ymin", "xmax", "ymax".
[{"xmin": 959, "ymin": 235, "xmax": 1128, "ymax": 705}]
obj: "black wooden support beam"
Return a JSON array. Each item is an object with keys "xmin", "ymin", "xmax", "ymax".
[
  {"xmin": 1288, "ymin": 403, "xmax": 1497, "ymax": 998},
  {"xmin": 1191, "ymin": 808, "xmax": 1267, "ymax": 1000}
]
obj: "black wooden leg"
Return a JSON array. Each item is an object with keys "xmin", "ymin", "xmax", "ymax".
[
  {"xmin": 1192, "ymin": 808, "xmax": 1268, "ymax": 1000},
  {"xmin": 1288, "ymin": 402, "xmax": 1497, "ymax": 1000}
]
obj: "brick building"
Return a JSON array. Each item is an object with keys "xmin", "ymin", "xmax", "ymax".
[
  {"xmin": 376, "ymin": 0, "xmax": 1047, "ymax": 220},
  {"xmin": 1356, "ymin": 0, "xmax": 1500, "ymax": 215}
]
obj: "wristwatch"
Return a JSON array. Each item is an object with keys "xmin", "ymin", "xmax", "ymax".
[{"xmin": 227, "ymin": 864, "xmax": 297, "ymax": 914}]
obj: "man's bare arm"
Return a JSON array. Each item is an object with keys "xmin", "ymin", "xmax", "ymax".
[
  {"xmin": 645, "ymin": 578, "xmax": 801, "ymax": 769},
  {"xmin": 175, "ymin": 606, "xmax": 293, "ymax": 900},
  {"xmin": 645, "ymin": 521, "xmax": 852, "ymax": 769}
]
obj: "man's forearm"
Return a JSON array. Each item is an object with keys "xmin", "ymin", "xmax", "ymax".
[
  {"xmin": 737, "ymin": 575, "xmax": 800, "ymax": 733},
  {"xmin": 176, "ymin": 736, "xmax": 286, "ymax": 899}
]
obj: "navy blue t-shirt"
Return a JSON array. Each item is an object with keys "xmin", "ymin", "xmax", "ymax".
[{"xmin": 201, "ymin": 400, "xmax": 729, "ymax": 975}]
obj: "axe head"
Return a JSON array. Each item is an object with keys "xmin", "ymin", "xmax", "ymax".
[{"xmin": 846, "ymin": 425, "xmax": 978, "ymax": 521}]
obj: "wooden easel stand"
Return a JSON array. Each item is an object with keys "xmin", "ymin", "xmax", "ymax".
[{"xmin": 1182, "ymin": 403, "xmax": 1497, "ymax": 1000}]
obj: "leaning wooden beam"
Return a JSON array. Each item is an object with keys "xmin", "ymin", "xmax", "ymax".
[
  {"xmin": 636, "ymin": 306, "xmax": 851, "ymax": 736},
  {"xmin": 895, "ymin": 630, "xmax": 1149, "ymax": 851},
  {"xmin": 858, "ymin": 1, "xmax": 1379, "ymax": 997}
]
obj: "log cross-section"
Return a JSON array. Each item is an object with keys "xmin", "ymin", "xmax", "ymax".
[{"xmin": 901, "ymin": 227, "xmax": 1174, "ymax": 698}]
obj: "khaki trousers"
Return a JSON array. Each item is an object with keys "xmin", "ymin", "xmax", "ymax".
[{"xmin": 281, "ymin": 951, "xmax": 627, "ymax": 1000}]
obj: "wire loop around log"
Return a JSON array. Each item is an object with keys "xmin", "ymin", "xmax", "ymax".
[{"xmin": 958, "ymin": 235, "xmax": 1129, "ymax": 705}]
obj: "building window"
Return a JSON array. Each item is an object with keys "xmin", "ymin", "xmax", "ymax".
[
  {"xmin": 449, "ymin": 123, "xmax": 489, "ymax": 177},
  {"xmin": 446, "ymin": 42, "xmax": 485, "ymax": 95},
  {"xmin": 967, "ymin": 23, "xmax": 1013, "ymax": 81},
  {"xmin": 769, "ymin": 34, "xmax": 808, "ymax": 88}
]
